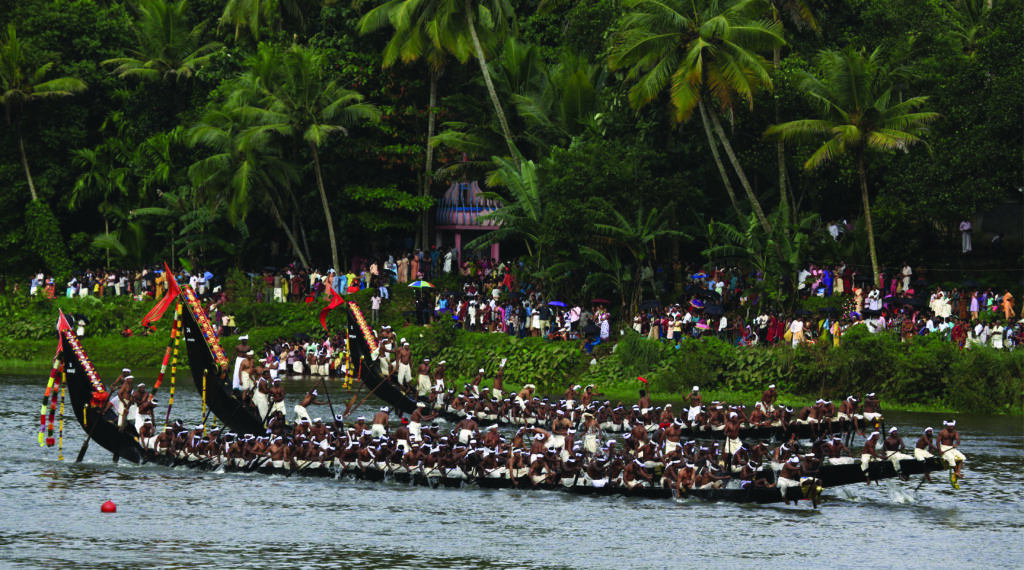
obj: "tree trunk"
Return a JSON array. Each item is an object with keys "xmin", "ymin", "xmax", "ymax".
[
  {"xmin": 705, "ymin": 98, "xmax": 772, "ymax": 234},
  {"xmin": 464, "ymin": 0, "xmax": 521, "ymax": 170},
  {"xmin": 697, "ymin": 98, "xmax": 744, "ymax": 219},
  {"xmin": 858, "ymin": 154, "xmax": 880, "ymax": 284},
  {"xmin": 104, "ymin": 215, "xmax": 110, "ymax": 268},
  {"xmin": 284, "ymin": 187, "xmax": 312, "ymax": 262},
  {"xmin": 270, "ymin": 199, "xmax": 309, "ymax": 269},
  {"xmin": 773, "ymin": 42, "xmax": 790, "ymax": 235},
  {"xmin": 16, "ymin": 123, "xmax": 39, "ymax": 202},
  {"xmin": 310, "ymin": 143, "xmax": 340, "ymax": 272},
  {"xmin": 422, "ymin": 68, "xmax": 439, "ymax": 250}
]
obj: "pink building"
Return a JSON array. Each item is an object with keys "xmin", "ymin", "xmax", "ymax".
[{"xmin": 435, "ymin": 180, "xmax": 502, "ymax": 262}]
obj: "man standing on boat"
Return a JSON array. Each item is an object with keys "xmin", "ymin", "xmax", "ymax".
[
  {"xmin": 371, "ymin": 407, "xmax": 390, "ymax": 439},
  {"xmin": 687, "ymin": 386, "xmax": 702, "ymax": 425},
  {"xmin": 232, "ymin": 335, "xmax": 251, "ymax": 396},
  {"xmin": 881, "ymin": 426, "xmax": 913, "ymax": 478},
  {"xmin": 760, "ymin": 384, "xmax": 778, "ymax": 412},
  {"xmin": 396, "ymin": 341, "xmax": 412, "ymax": 387},
  {"xmin": 416, "ymin": 359, "xmax": 433, "ymax": 400},
  {"xmin": 937, "ymin": 421, "xmax": 966, "ymax": 479}
]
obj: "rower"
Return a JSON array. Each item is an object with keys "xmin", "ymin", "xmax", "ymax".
[
  {"xmin": 408, "ymin": 402, "xmax": 437, "ymax": 443},
  {"xmin": 433, "ymin": 360, "xmax": 447, "ymax": 392},
  {"xmin": 861, "ymin": 431, "xmax": 882, "ymax": 484},
  {"xmin": 395, "ymin": 341, "xmax": 412, "ymax": 387},
  {"xmin": 493, "ymin": 368, "xmax": 505, "ymax": 400},
  {"xmin": 138, "ymin": 417, "xmax": 156, "ymax": 448},
  {"xmin": 469, "ymin": 368, "xmax": 484, "ymax": 398},
  {"xmin": 862, "ymin": 392, "xmax": 883, "ymax": 425},
  {"xmin": 253, "ymin": 373, "xmax": 271, "ymax": 422},
  {"xmin": 456, "ymin": 413, "xmax": 478, "ymax": 444},
  {"xmin": 937, "ymin": 421, "xmax": 966, "ymax": 479},
  {"xmin": 825, "ymin": 435, "xmax": 855, "ymax": 465},
  {"xmin": 776, "ymin": 456, "xmax": 801, "ymax": 504},
  {"xmin": 915, "ymin": 427, "xmax": 941, "ymax": 482},
  {"xmin": 371, "ymin": 407, "xmax": 390, "ymax": 439},
  {"xmin": 623, "ymin": 458, "xmax": 653, "ymax": 489},
  {"xmin": 515, "ymin": 384, "xmax": 535, "ymax": 411},
  {"xmin": 294, "ymin": 387, "xmax": 327, "ymax": 423},
  {"xmin": 882, "ymin": 426, "xmax": 913, "ymax": 478}
]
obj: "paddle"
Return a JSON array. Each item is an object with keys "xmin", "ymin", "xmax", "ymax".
[
  {"xmin": 75, "ymin": 405, "xmax": 102, "ymax": 463},
  {"xmin": 319, "ymin": 376, "xmax": 338, "ymax": 420}
]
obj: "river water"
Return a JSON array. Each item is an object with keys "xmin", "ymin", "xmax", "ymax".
[{"xmin": 1, "ymin": 370, "xmax": 1022, "ymax": 569}]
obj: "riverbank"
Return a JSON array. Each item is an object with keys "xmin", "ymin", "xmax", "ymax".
[{"xmin": 1, "ymin": 290, "xmax": 1020, "ymax": 414}]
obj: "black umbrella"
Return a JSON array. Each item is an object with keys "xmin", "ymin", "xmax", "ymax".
[
  {"xmin": 913, "ymin": 278, "xmax": 929, "ymax": 287},
  {"xmin": 443, "ymin": 291, "xmax": 462, "ymax": 297},
  {"xmin": 899, "ymin": 297, "xmax": 926, "ymax": 307},
  {"xmin": 72, "ymin": 313, "xmax": 90, "ymax": 324},
  {"xmin": 264, "ymin": 266, "xmax": 277, "ymax": 272},
  {"xmin": 640, "ymin": 299, "xmax": 661, "ymax": 309},
  {"xmin": 862, "ymin": 309, "xmax": 882, "ymax": 317},
  {"xmin": 704, "ymin": 304, "xmax": 725, "ymax": 315},
  {"xmin": 581, "ymin": 323, "xmax": 601, "ymax": 336},
  {"xmin": 853, "ymin": 275, "xmax": 872, "ymax": 283},
  {"xmin": 793, "ymin": 309, "xmax": 812, "ymax": 317},
  {"xmin": 293, "ymin": 332, "xmax": 311, "ymax": 341},
  {"xmin": 699, "ymin": 290, "xmax": 721, "ymax": 300},
  {"xmin": 818, "ymin": 307, "xmax": 841, "ymax": 315}
]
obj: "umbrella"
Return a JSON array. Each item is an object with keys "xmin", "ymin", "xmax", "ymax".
[
  {"xmin": 408, "ymin": 280, "xmax": 435, "ymax": 288},
  {"xmin": 704, "ymin": 304, "xmax": 725, "ymax": 315},
  {"xmin": 818, "ymin": 307, "xmax": 841, "ymax": 315},
  {"xmin": 581, "ymin": 323, "xmax": 601, "ymax": 336},
  {"xmin": 961, "ymin": 280, "xmax": 979, "ymax": 287},
  {"xmin": 853, "ymin": 275, "xmax": 872, "ymax": 283},
  {"xmin": 590, "ymin": 299, "xmax": 611, "ymax": 305},
  {"xmin": 263, "ymin": 266, "xmax": 277, "ymax": 272},
  {"xmin": 72, "ymin": 313, "xmax": 90, "ymax": 324},
  {"xmin": 690, "ymin": 299, "xmax": 705, "ymax": 309},
  {"xmin": 862, "ymin": 309, "xmax": 882, "ymax": 317},
  {"xmin": 443, "ymin": 291, "xmax": 462, "ymax": 297},
  {"xmin": 913, "ymin": 278, "xmax": 929, "ymax": 287},
  {"xmin": 793, "ymin": 309, "xmax": 812, "ymax": 317},
  {"xmin": 293, "ymin": 332, "xmax": 311, "ymax": 341},
  {"xmin": 640, "ymin": 299, "xmax": 661, "ymax": 310},
  {"xmin": 548, "ymin": 301, "xmax": 567, "ymax": 307},
  {"xmin": 699, "ymin": 290, "xmax": 721, "ymax": 300},
  {"xmin": 899, "ymin": 297, "xmax": 926, "ymax": 307},
  {"xmin": 692, "ymin": 273, "xmax": 708, "ymax": 280}
]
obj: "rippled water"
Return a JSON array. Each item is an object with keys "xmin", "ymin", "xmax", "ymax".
[{"xmin": 2, "ymin": 370, "xmax": 1022, "ymax": 569}]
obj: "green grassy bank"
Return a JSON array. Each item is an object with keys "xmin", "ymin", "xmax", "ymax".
[{"xmin": 1, "ymin": 287, "xmax": 1020, "ymax": 414}]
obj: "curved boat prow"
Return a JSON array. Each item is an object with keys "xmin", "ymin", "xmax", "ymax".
[{"xmin": 61, "ymin": 329, "xmax": 146, "ymax": 463}]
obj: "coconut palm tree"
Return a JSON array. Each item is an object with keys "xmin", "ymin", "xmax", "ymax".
[
  {"xmin": 359, "ymin": 0, "xmax": 520, "ymax": 168},
  {"xmin": 231, "ymin": 44, "xmax": 380, "ymax": 272},
  {"xmin": 763, "ymin": 47, "xmax": 940, "ymax": 283},
  {"xmin": 0, "ymin": 24, "xmax": 88, "ymax": 202},
  {"xmin": 103, "ymin": 0, "xmax": 221, "ymax": 109},
  {"xmin": 186, "ymin": 104, "xmax": 309, "ymax": 268},
  {"xmin": 359, "ymin": 0, "xmax": 456, "ymax": 249},
  {"xmin": 220, "ymin": 0, "xmax": 315, "ymax": 41},
  {"xmin": 607, "ymin": 0, "xmax": 784, "ymax": 233},
  {"xmin": 767, "ymin": 0, "xmax": 819, "ymax": 231}
]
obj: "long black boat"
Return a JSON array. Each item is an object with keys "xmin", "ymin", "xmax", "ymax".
[
  {"xmin": 61, "ymin": 328, "xmax": 147, "ymax": 464},
  {"xmin": 178, "ymin": 286, "xmax": 266, "ymax": 436},
  {"xmin": 126, "ymin": 446, "xmax": 945, "ymax": 506}
]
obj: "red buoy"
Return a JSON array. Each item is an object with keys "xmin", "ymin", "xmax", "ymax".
[{"xmin": 101, "ymin": 500, "xmax": 117, "ymax": 513}]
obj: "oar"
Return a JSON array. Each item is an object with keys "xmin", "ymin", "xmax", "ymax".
[
  {"xmin": 319, "ymin": 376, "xmax": 338, "ymax": 420},
  {"xmin": 75, "ymin": 404, "xmax": 102, "ymax": 463}
]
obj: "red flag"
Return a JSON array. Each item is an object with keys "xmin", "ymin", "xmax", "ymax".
[
  {"xmin": 142, "ymin": 262, "xmax": 181, "ymax": 327},
  {"xmin": 319, "ymin": 285, "xmax": 345, "ymax": 330},
  {"xmin": 56, "ymin": 310, "xmax": 72, "ymax": 333},
  {"xmin": 638, "ymin": 376, "xmax": 647, "ymax": 384}
]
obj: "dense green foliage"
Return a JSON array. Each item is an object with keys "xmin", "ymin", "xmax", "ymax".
[{"xmin": 0, "ymin": 0, "xmax": 1019, "ymax": 288}]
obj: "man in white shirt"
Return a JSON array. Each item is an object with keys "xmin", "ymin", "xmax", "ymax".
[{"xmin": 959, "ymin": 219, "xmax": 972, "ymax": 253}]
